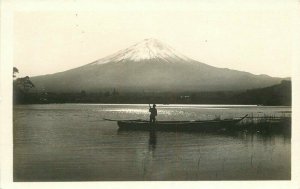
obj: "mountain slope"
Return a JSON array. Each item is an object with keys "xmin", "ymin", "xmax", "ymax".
[{"xmin": 31, "ymin": 38, "xmax": 283, "ymax": 92}]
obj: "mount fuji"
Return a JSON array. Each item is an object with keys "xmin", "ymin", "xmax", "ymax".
[
  {"xmin": 31, "ymin": 38, "xmax": 283, "ymax": 92},
  {"xmin": 90, "ymin": 38, "xmax": 192, "ymax": 64}
]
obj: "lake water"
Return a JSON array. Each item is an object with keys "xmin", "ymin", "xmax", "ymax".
[{"xmin": 13, "ymin": 104, "xmax": 291, "ymax": 181}]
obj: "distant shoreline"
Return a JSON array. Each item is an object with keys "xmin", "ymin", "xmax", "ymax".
[
  {"xmin": 13, "ymin": 81, "xmax": 291, "ymax": 106},
  {"xmin": 13, "ymin": 103, "xmax": 292, "ymax": 108}
]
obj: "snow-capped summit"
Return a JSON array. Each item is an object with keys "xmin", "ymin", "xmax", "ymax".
[{"xmin": 92, "ymin": 38, "xmax": 191, "ymax": 64}]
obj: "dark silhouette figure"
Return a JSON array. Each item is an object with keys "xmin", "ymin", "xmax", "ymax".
[{"xmin": 149, "ymin": 104, "xmax": 157, "ymax": 123}]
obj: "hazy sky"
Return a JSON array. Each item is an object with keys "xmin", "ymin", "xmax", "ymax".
[{"xmin": 13, "ymin": 0, "xmax": 297, "ymax": 77}]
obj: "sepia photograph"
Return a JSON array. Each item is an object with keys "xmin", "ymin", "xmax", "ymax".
[{"xmin": 1, "ymin": 0, "xmax": 300, "ymax": 188}]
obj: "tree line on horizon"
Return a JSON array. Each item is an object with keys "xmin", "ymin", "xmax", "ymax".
[{"xmin": 13, "ymin": 67, "xmax": 291, "ymax": 106}]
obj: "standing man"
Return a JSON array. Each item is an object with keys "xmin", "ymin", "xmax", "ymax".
[{"xmin": 149, "ymin": 104, "xmax": 157, "ymax": 123}]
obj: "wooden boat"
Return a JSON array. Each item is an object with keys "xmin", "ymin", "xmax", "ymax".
[{"xmin": 106, "ymin": 115, "xmax": 248, "ymax": 132}]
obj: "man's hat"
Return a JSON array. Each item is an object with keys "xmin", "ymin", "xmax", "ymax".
[{"xmin": 153, "ymin": 104, "xmax": 156, "ymax": 107}]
